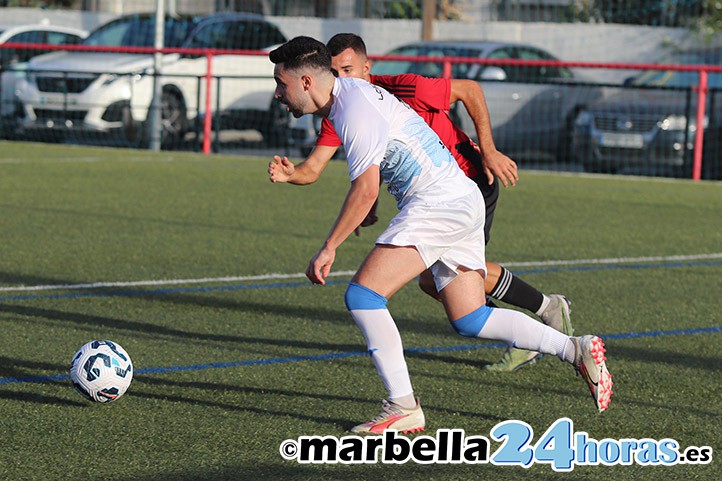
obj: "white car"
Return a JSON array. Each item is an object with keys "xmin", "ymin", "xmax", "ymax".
[
  {"xmin": 0, "ymin": 23, "xmax": 87, "ymax": 137},
  {"xmin": 14, "ymin": 13, "xmax": 288, "ymax": 148}
]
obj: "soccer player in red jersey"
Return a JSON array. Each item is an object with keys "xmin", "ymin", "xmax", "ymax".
[{"xmin": 269, "ymin": 33, "xmax": 573, "ymax": 372}]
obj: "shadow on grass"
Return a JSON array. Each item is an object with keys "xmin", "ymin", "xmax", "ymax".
[
  {"xmin": 132, "ymin": 374, "xmax": 507, "ymax": 426},
  {"xmin": 149, "ymin": 290, "xmax": 454, "ymax": 338},
  {"xmin": 0, "ymin": 303, "xmax": 362, "ymax": 352},
  {"xmin": 0, "ymin": 388, "xmax": 86, "ymax": 407},
  {"xmin": 128, "ymin": 459, "xmax": 568, "ymax": 481},
  {"xmin": 129, "ymin": 388, "xmax": 354, "ymax": 430},
  {"xmin": 606, "ymin": 342, "xmax": 720, "ymax": 372}
]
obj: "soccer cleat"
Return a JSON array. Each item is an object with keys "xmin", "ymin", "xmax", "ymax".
[
  {"xmin": 350, "ymin": 399, "xmax": 425, "ymax": 435},
  {"xmin": 540, "ymin": 294, "xmax": 574, "ymax": 336},
  {"xmin": 485, "ymin": 295, "xmax": 574, "ymax": 372},
  {"xmin": 484, "ymin": 346, "xmax": 544, "ymax": 372},
  {"xmin": 573, "ymin": 335, "xmax": 613, "ymax": 412}
]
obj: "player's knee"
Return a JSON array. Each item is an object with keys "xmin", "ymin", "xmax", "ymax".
[
  {"xmin": 451, "ymin": 305, "xmax": 494, "ymax": 337},
  {"xmin": 344, "ymin": 282, "xmax": 388, "ymax": 311}
]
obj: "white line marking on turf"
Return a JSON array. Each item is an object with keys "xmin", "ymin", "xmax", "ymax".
[
  {"xmin": 1, "ymin": 253, "xmax": 721, "ymax": 293},
  {"xmin": 501, "ymin": 252, "xmax": 722, "ymax": 267}
]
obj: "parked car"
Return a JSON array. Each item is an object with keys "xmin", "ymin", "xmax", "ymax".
[
  {"xmin": 369, "ymin": 40, "xmax": 604, "ymax": 163},
  {"xmin": 0, "ymin": 23, "xmax": 87, "ymax": 138},
  {"xmin": 13, "ymin": 13, "xmax": 288, "ymax": 148},
  {"xmin": 572, "ymin": 48, "xmax": 722, "ymax": 179}
]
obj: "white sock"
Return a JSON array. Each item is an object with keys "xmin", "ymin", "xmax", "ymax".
[
  {"xmin": 349, "ymin": 308, "xmax": 415, "ymax": 405},
  {"xmin": 478, "ymin": 308, "xmax": 571, "ymax": 362},
  {"xmin": 535, "ymin": 295, "xmax": 551, "ymax": 317}
]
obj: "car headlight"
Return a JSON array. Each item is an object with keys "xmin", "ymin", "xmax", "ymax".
[
  {"xmin": 574, "ymin": 110, "xmax": 593, "ymax": 127},
  {"xmin": 659, "ymin": 115, "xmax": 688, "ymax": 131},
  {"xmin": 659, "ymin": 114, "xmax": 709, "ymax": 132}
]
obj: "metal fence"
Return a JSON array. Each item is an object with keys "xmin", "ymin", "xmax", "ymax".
[{"xmin": 2, "ymin": 39, "xmax": 722, "ymax": 180}]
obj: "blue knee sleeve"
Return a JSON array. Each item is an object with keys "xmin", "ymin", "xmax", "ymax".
[
  {"xmin": 451, "ymin": 305, "xmax": 493, "ymax": 337},
  {"xmin": 344, "ymin": 282, "xmax": 388, "ymax": 310}
]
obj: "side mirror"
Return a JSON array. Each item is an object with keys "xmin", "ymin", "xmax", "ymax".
[
  {"xmin": 480, "ymin": 66, "xmax": 507, "ymax": 81},
  {"xmin": 623, "ymin": 76, "xmax": 636, "ymax": 87}
]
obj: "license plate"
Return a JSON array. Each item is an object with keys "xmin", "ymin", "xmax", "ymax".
[
  {"xmin": 39, "ymin": 97, "xmax": 77, "ymax": 106},
  {"xmin": 599, "ymin": 132, "xmax": 644, "ymax": 149}
]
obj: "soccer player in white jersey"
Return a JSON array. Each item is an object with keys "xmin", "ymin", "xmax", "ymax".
[{"xmin": 269, "ymin": 36, "xmax": 613, "ymax": 434}]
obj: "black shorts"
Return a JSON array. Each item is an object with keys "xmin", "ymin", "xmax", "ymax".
[{"xmin": 456, "ymin": 140, "xmax": 500, "ymax": 245}]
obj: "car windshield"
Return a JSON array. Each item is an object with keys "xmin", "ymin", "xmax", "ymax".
[
  {"xmin": 633, "ymin": 50, "xmax": 722, "ymax": 89},
  {"xmin": 372, "ymin": 45, "xmax": 483, "ymax": 78},
  {"xmin": 83, "ymin": 15, "xmax": 199, "ymax": 48}
]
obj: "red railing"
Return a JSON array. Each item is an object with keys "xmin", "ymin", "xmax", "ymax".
[
  {"xmin": 3, "ymin": 42, "xmax": 722, "ymax": 180},
  {"xmin": 371, "ymin": 53, "xmax": 722, "ymax": 181},
  {"xmin": 1, "ymin": 41, "xmax": 269, "ymax": 155}
]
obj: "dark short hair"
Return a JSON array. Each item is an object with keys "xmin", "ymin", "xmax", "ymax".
[
  {"xmin": 269, "ymin": 36, "xmax": 332, "ymax": 72},
  {"xmin": 327, "ymin": 33, "xmax": 367, "ymax": 57}
]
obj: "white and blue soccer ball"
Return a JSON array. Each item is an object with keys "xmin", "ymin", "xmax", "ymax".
[{"xmin": 70, "ymin": 340, "xmax": 133, "ymax": 403}]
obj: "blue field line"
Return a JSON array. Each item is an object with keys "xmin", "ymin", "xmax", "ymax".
[
  {"xmin": 1, "ymin": 259, "xmax": 721, "ymax": 303},
  {"xmin": 1, "ymin": 326, "xmax": 719, "ymax": 386}
]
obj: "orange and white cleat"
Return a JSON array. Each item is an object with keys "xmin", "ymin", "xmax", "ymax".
[
  {"xmin": 573, "ymin": 335, "xmax": 613, "ymax": 412},
  {"xmin": 351, "ymin": 399, "xmax": 425, "ymax": 435}
]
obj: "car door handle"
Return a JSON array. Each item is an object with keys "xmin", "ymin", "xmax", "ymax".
[{"xmin": 512, "ymin": 93, "xmax": 520, "ymax": 101}]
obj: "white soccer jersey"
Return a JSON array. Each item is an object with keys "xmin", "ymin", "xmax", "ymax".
[{"xmin": 328, "ymin": 77, "xmax": 476, "ymax": 208}]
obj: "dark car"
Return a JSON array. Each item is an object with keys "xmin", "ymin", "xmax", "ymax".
[
  {"xmin": 572, "ymin": 48, "xmax": 722, "ymax": 179},
  {"xmin": 370, "ymin": 40, "xmax": 604, "ymax": 163}
]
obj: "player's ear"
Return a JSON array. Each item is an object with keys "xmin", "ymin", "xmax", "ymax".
[
  {"xmin": 301, "ymin": 74, "xmax": 313, "ymax": 91},
  {"xmin": 364, "ymin": 59, "xmax": 372, "ymax": 76}
]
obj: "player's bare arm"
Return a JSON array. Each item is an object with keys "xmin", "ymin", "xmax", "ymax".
[
  {"xmin": 306, "ymin": 166, "xmax": 380, "ymax": 284},
  {"xmin": 268, "ymin": 144, "xmax": 338, "ymax": 184},
  {"xmin": 450, "ymin": 79, "xmax": 519, "ymax": 187}
]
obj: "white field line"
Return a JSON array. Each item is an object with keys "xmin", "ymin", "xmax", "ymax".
[{"xmin": 2, "ymin": 253, "xmax": 721, "ymax": 294}]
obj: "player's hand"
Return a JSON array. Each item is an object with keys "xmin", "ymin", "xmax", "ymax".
[
  {"xmin": 268, "ymin": 155, "xmax": 295, "ymax": 183},
  {"xmin": 481, "ymin": 148, "xmax": 518, "ymax": 187},
  {"xmin": 306, "ymin": 244, "xmax": 336, "ymax": 285},
  {"xmin": 353, "ymin": 199, "xmax": 379, "ymax": 236},
  {"xmin": 360, "ymin": 199, "xmax": 379, "ymax": 227}
]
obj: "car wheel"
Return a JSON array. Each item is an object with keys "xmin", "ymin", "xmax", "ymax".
[
  {"xmin": 557, "ymin": 108, "xmax": 582, "ymax": 163},
  {"xmin": 260, "ymin": 98, "xmax": 291, "ymax": 147},
  {"xmin": 120, "ymin": 102, "xmax": 140, "ymax": 144},
  {"xmin": 139, "ymin": 90, "xmax": 188, "ymax": 150}
]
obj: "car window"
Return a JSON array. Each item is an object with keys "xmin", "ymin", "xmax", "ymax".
[
  {"xmin": 485, "ymin": 47, "xmax": 519, "ymax": 81},
  {"xmin": 185, "ymin": 19, "xmax": 286, "ymax": 51},
  {"xmin": 3, "ymin": 30, "xmax": 45, "ymax": 65},
  {"xmin": 84, "ymin": 15, "xmax": 198, "ymax": 48},
  {"xmin": 46, "ymin": 31, "xmax": 83, "ymax": 45},
  {"xmin": 8, "ymin": 30, "xmax": 45, "ymax": 46},
  {"xmin": 516, "ymin": 48, "xmax": 546, "ymax": 81},
  {"xmin": 233, "ymin": 21, "xmax": 286, "ymax": 49},
  {"xmin": 185, "ymin": 21, "xmax": 228, "ymax": 49},
  {"xmin": 522, "ymin": 48, "xmax": 572, "ymax": 80},
  {"xmin": 371, "ymin": 45, "xmax": 482, "ymax": 79},
  {"xmin": 633, "ymin": 50, "xmax": 722, "ymax": 89}
]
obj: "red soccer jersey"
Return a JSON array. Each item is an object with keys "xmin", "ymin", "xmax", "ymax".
[{"xmin": 316, "ymin": 74, "xmax": 479, "ymax": 178}]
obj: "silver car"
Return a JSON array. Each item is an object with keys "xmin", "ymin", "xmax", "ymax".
[
  {"xmin": 370, "ymin": 40, "xmax": 604, "ymax": 163},
  {"xmin": 572, "ymin": 48, "xmax": 722, "ymax": 179}
]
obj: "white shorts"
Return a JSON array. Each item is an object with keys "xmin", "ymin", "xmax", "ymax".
[{"xmin": 376, "ymin": 189, "xmax": 487, "ymax": 292}]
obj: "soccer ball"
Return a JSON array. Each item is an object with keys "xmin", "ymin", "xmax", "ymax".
[{"xmin": 70, "ymin": 340, "xmax": 133, "ymax": 403}]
